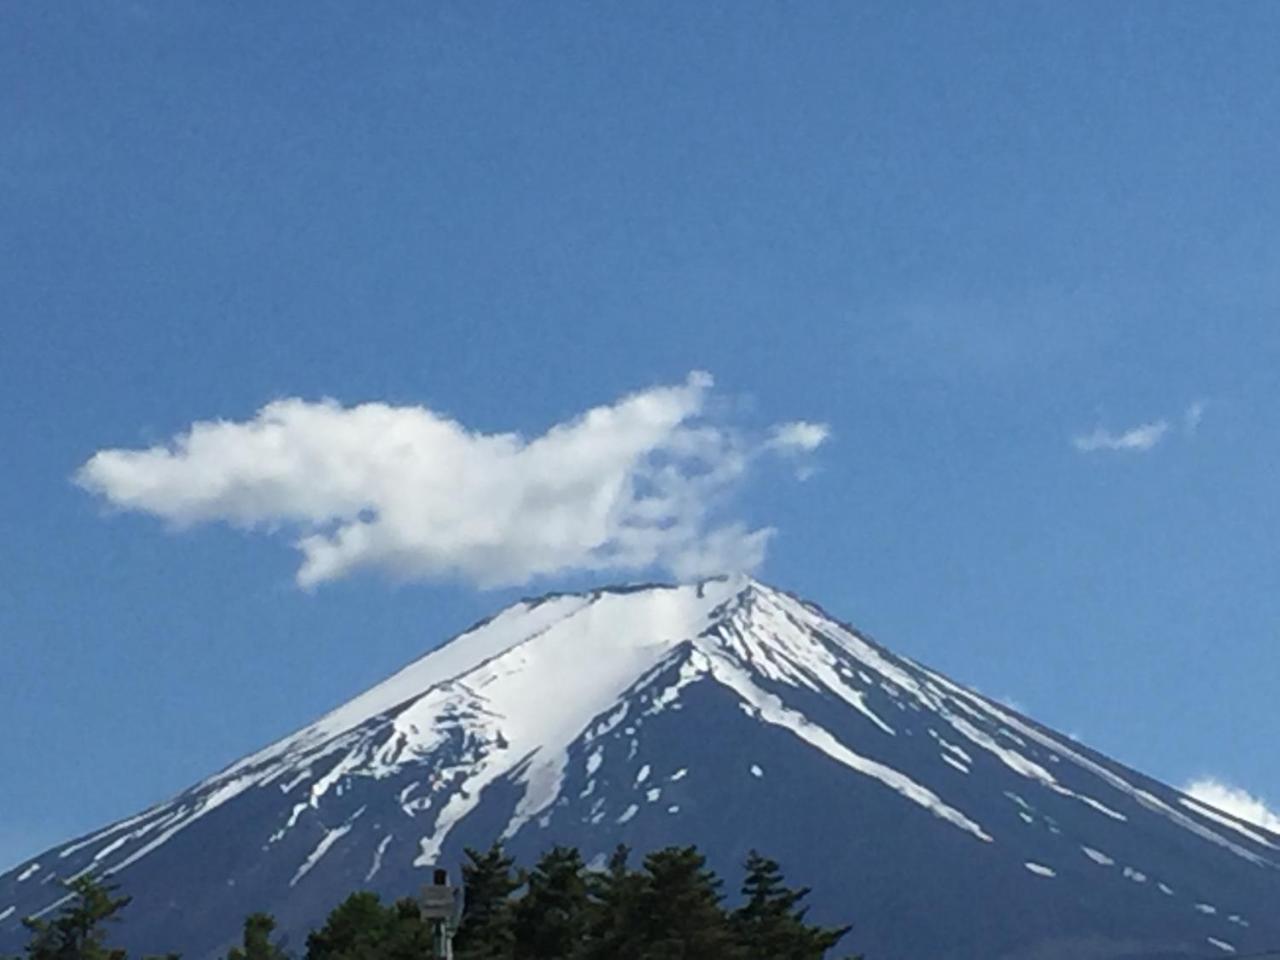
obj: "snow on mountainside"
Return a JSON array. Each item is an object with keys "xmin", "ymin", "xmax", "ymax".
[{"xmin": 3, "ymin": 577, "xmax": 1279, "ymax": 960}]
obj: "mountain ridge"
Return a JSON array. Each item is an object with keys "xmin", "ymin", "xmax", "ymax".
[{"xmin": 4, "ymin": 577, "xmax": 1278, "ymax": 960}]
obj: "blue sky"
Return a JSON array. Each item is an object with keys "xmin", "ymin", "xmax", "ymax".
[{"xmin": 4, "ymin": 1, "xmax": 1280, "ymax": 870}]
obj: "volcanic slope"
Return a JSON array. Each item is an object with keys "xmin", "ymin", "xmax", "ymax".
[{"xmin": 3, "ymin": 577, "xmax": 1277, "ymax": 960}]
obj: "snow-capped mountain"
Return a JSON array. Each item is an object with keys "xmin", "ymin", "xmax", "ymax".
[{"xmin": 3, "ymin": 577, "xmax": 1277, "ymax": 960}]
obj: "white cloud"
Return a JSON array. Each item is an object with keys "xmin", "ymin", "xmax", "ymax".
[
  {"xmin": 1183, "ymin": 778, "xmax": 1280, "ymax": 834},
  {"xmin": 1184, "ymin": 400, "xmax": 1207, "ymax": 435},
  {"xmin": 1072, "ymin": 420, "xmax": 1170, "ymax": 453},
  {"xmin": 766, "ymin": 420, "xmax": 830, "ymax": 453},
  {"xmin": 75, "ymin": 372, "xmax": 828, "ymax": 589}
]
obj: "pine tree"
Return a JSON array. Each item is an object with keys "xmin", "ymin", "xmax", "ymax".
[
  {"xmin": 306, "ymin": 892, "xmax": 430, "ymax": 960},
  {"xmin": 574, "ymin": 845, "xmax": 645, "ymax": 960},
  {"xmin": 634, "ymin": 847, "xmax": 741, "ymax": 960},
  {"xmin": 306, "ymin": 892, "xmax": 386, "ymax": 960},
  {"xmin": 731, "ymin": 852, "xmax": 853, "ymax": 960},
  {"xmin": 383, "ymin": 899, "xmax": 436, "ymax": 960},
  {"xmin": 455, "ymin": 844, "xmax": 519, "ymax": 960},
  {"xmin": 511, "ymin": 847, "xmax": 589, "ymax": 960},
  {"xmin": 20, "ymin": 876, "xmax": 132, "ymax": 960},
  {"xmin": 226, "ymin": 914, "xmax": 286, "ymax": 960}
]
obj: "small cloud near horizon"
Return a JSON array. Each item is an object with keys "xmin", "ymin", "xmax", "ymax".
[
  {"xmin": 75, "ymin": 373, "xmax": 828, "ymax": 590},
  {"xmin": 1073, "ymin": 400, "xmax": 1209, "ymax": 455},
  {"xmin": 1183, "ymin": 777, "xmax": 1280, "ymax": 834},
  {"xmin": 1072, "ymin": 420, "xmax": 1170, "ymax": 454}
]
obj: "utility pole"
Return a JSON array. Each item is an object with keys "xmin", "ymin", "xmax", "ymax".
[{"xmin": 420, "ymin": 867, "xmax": 465, "ymax": 960}]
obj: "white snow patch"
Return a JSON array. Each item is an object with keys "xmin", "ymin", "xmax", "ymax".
[
  {"xmin": 635, "ymin": 765, "xmax": 651, "ymax": 784},
  {"xmin": 308, "ymin": 753, "xmax": 364, "ymax": 809},
  {"xmin": 592, "ymin": 703, "xmax": 631, "ymax": 741},
  {"xmin": 293, "ymin": 593, "xmax": 596, "ymax": 747},
  {"xmin": 278, "ymin": 769, "xmax": 312, "ymax": 793},
  {"xmin": 750, "ymin": 764, "xmax": 764, "ymax": 778},
  {"xmin": 292, "ymin": 822, "xmax": 355, "ymax": 887},
  {"xmin": 1024, "ymin": 862, "xmax": 1056, "ymax": 877},
  {"xmin": 1081, "ymin": 847, "xmax": 1114, "ymax": 867},
  {"xmin": 0, "ymin": 907, "xmax": 14, "ymax": 922},
  {"xmin": 935, "ymin": 708, "xmax": 1126, "ymax": 823},
  {"xmin": 397, "ymin": 783, "xmax": 420, "ymax": 804},
  {"xmin": 922, "ymin": 667, "xmax": 1273, "ymax": 866},
  {"xmin": 56, "ymin": 808, "xmax": 161, "ymax": 860},
  {"xmin": 402, "ymin": 795, "xmax": 432, "ymax": 816},
  {"xmin": 399, "ymin": 581, "xmax": 743, "ymax": 860},
  {"xmin": 646, "ymin": 788, "xmax": 661, "ymax": 803},
  {"xmin": 940, "ymin": 754, "xmax": 969, "ymax": 774},
  {"xmin": 1158, "ymin": 882, "xmax": 1175, "ymax": 896},
  {"xmin": 95, "ymin": 776, "xmax": 258, "ymax": 877},
  {"xmin": 617, "ymin": 804, "xmax": 639, "ymax": 824},
  {"xmin": 1122, "ymin": 867, "xmax": 1147, "ymax": 883},
  {"xmin": 667, "ymin": 805, "xmax": 680, "ymax": 814},
  {"xmin": 1207, "ymin": 937, "xmax": 1236, "ymax": 953},
  {"xmin": 1195, "ymin": 903, "xmax": 1218, "ymax": 915},
  {"xmin": 694, "ymin": 647, "xmax": 992, "ymax": 842},
  {"xmin": 17, "ymin": 864, "xmax": 39, "ymax": 882},
  {"xmin": 272, "ymin": 802, "xmax": 309, "ymax": 842},
  {"xmin": 365, "ymin": 834, "xmax": 393, "ymax": 882},
  {"xmin": 30, "ymin": 893, "xmax": 74, "ymax": 921},
  {"xmin": 585, "ymin": 749, "xmax": 604, "ymax": 776},
  {"xmin": 92, "ymin": 834, "xmax": 134, "ymax": 863},
  {"xmin": 929, "ymin": 730, "xmax": 974, "ymax": 764},
  {"xmin": 669, "ymin": 768, "xmax": 688, "ymax": 782}
]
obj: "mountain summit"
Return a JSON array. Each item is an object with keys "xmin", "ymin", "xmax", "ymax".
[{"xmin": 3, "ymin": 578, "xmax": 1277, "ymax": 959}]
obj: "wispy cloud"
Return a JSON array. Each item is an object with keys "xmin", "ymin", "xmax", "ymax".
[
  {"xmin": 75, "ymin": 373, "xmax": 828, "ymax": 590},
  {"xmin": 1183, "ymin": 778, "xmax": 1280, "ymax": 834},
  {"xmin": 1184, "ymin": 400, "xmax": 1207, "ymax": 435},
  {"xmin": 1072, "ymin": 420, "xmax": 1171, "ymax": 454},
  {"xmin": 766, "ymin": 420, "xmax": 830, "ymax": 453},
  {"xmin": 1073, "ymin": 398, "xmax": 1212, "ymax": 454}
]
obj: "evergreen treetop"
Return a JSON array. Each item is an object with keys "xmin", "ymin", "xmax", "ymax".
[
  {"xmin": 305, "ymin": 892, "xmax": 430, "ymax": 960},
  {"xmin": 226, "ymin": 914, "xmax": 286, "ymax": 960},
  {"xmin": 732, "ymin": 851, "xmax": 854, "ymax": 960},
  {"xmin": 19, "ymin": 876, "xmax": 131, "ymax": 960},
  {"xmin": 7, "ymin": 843, "xmax": 859, "ymax": 960},
  {"xmin": 454, "ymin": 843, "xmax": 519, "ymax": 960}
]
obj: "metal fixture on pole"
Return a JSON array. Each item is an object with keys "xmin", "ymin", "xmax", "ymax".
[{"xmin": 419, "ymin": 867, "xmax": 465, "ymax": 960}]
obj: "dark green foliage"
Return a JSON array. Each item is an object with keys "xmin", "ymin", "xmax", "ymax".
[
  {"xmin": 306, "ymin": 893, "xmax": 387, "ymax": 960},
  {"xmin": 575, "ymin": 845, "xmax": 647, "ymax": 960},
  {"xmin": 9, "ymin": 844, "xmax": 856, "ymax": 960},
  {"xmin": 18, "ymin": 876, "xmax": 131, "ymax": 960},
  {"xmin": 632, "ymin": 846, "xmax": 741, "ymax": 960},
  {"xmin": 305, "ymin": 893, "xmax": 431, "ymax": 960},
  {"xmin": 454, "ymin": 844, "xmax": 519, "ymax": 960},
  {"xmin": 511, "ymin": 847, "xmax": 589, "ymax": 960},
  {"xmin": 731, "ymin": 852, "xmax": 853, "ymax": 960},
  {"xmin": 226, "ymin": 914, "xmax": 285, "ymax": 960}
]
